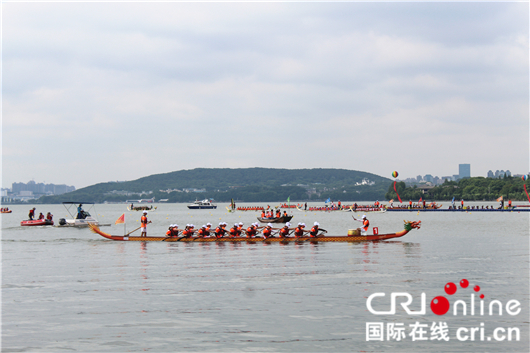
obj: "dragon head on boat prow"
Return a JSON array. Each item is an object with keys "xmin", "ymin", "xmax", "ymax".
[
  {"xmin": 88, "ymin": 223, "xmax": 112, "ymax": 237},
  {"xmin": 404, "ymin": 220, "xmax": 421, "ymax": 231}
]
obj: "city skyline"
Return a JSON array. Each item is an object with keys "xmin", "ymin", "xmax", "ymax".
[{"xmin": 3, "ymin": 2, "xmax": 528, "ymax": 189}]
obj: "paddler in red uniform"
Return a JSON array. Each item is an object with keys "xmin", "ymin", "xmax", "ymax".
[
  {"xmin": 237, "ymin": 222, "xmax": 244, "ymax": 236},
  {"xmin": 352, "ymin": 215, "xmax": 370, "ymax": 235},
  {"xmin": 197, "ymin": 225, "xmax": 209, "ymax": 237},
  {"xmin": 205, "ymin": 223, "xmax": 212, "ymax": 234},
  {"xmin": 46, "ymin": 212, "xmax": 53, "ymax": 221},
  {"xmin": 245, "ymin": 223, "xmax": 256, "ymax": 238},
  {"xmin": 229, "ymin": 223, "xmax": 239, "ymax": 238},
  {"xmin": 278, "ymin": 222, "xmax": 292, "ymax": 238},
  {"xmin": 166, "ymin": 224, "xmax": 180, "ymax": 238},
  {"xmin": 181, "ymin": 224, "xmax": 195, "ymax": 238},
  {"xmin": 140, "ymin": 211, "xmax": 150, "ymax": 237},
  {"xmin": 294, "ymin": 223, "xmax": 306, "ymax": 238},
  {"xmin": 262, "ymin": 223, "xmax": 273, "ymax": 239},
  {"xmin": 309, "ymin": 222, "xmax": 323, "ymax": 237},
  {"xmin": 214, "ymin": 222, "xmax": 228, "ymax": 238},
  {"xmin": 38, "ymin": 212, "xmax": 45, "ymax": 220}
]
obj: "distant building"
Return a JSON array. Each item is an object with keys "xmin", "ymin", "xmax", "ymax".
[
  {"xmin": 495, "ymin": 170, "xmax": 505, "ymax": 178},
  {"xmin": 416, "ymin": 175, "xmax": 423, "ymax": 182},
  {"xmin": 6, "ymin": 181, "xmax": 75, "ymax": 202},
  {"xmin": 424, "ymin": 174, "xmax": 434, "ymax": 183},
  {"xmin": 487, "ymin": 170, "xmax": 494, "ymax": 178},
  {"xmin": 505, "ymin": 170, "xmax": 511, "ymax": 177},
  {"xmin": 441, "ymin": 176, "xmax": 453, "ymax": 182},
  {"xmin": 459, "ymin": 164, "xmax": 471, "ymax": 179}
]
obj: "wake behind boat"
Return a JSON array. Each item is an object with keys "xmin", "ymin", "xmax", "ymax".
[{"xmin": 89, "ymin": 221, "xmax": 421, "ymax": 243}]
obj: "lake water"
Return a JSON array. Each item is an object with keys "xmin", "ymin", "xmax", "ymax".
[{"xmin": 2, "ymin": 202, "xmax": 529, "ymax": 352}]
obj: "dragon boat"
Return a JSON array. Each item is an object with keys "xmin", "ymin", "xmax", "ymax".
[{"xmin": 89, "ymin": 221, "xmax": 421, "ymax": 243}]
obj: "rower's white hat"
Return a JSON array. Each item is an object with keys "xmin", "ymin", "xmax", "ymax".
[
  {"xmin": 234, "ymin": 223, "xmax": 239, "ymax": 227},
  {"xmin": 362, "ymin": 215, "xmax": 366, "ymax": 219},
  {"xmin": 169, "ymin": 224, "xmax": 174, "ymax": 228},
  {"xmin": 298, "ymin": 222, "xmax": 302, "ymax": 226},
  {"xmin": 143, "ymin": 211, "xmax": 148, "ymax": 214},
  {"xmin": 219, "ymin": 222, "xmax": 223, "ymax": 225},
  {"xmin": 207, "ymin": 222, "xmax": 212, "ymax": 226},
  {"xmin": 301, "ymin": 223, "xmax": 306, "ymax": 227},
  {"xmin": 285, "ymin": 222, "xmax": 291, "ymax": 226},
  {"xmin": 239, "ymin": 222, "xmax": 243, "ymax": 225},
  {"xmin": 267, "ymin": 223, "xmax": 272, "ymax": 227},
  {"xmin": 201, "ymin": 225, "xmax": 206, "ymax": 228},
  {"xmin": 314, "ymin": 221, "xmax": 319, "ymax": 226},
  {"xmin": 174, "ymin": 224, "xmax": 178, "ymax": 228},
  {"xmin": 190, "ymin": 224, "xmax": 195, "ymax": 228}
]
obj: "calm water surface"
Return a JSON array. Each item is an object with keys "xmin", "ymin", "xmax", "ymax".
[{"xmin": 2, "ymin": 202, "xmax": 529, "ymax": 352}]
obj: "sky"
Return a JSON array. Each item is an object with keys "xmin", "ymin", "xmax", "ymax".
[{"xmin": 2, "ymin": 1, "xmax": 529, "ymax": 189}]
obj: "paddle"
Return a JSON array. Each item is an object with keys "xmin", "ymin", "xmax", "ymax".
[{"xmin": 126, "ymin": 220, "xmax": 151, "ymax": 236}]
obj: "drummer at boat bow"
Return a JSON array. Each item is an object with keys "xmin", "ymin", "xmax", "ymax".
[{"xmin": 352, "ymin": 215, "xmax": 370, "ymax": 235}]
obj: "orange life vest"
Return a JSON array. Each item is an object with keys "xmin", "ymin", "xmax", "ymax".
[
  {"xmin": 141, "ymin": 216, "xmax": 148, "ymax": 226},
  {"xmin": 362, "ymin": 219, "xmax": 370, "ymax": 231},
  {"xmin": 294, "ymin": 227, "xmax": 304, "ymax": 237}
]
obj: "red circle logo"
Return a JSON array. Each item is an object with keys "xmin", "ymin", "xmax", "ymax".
[{"xmin": 430, "ymin": 296, "xmax": 450, "ymax": 315}]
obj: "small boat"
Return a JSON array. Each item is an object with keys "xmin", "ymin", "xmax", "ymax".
[
  {"xmin": 21, "ymin": 219, "xmax": 54, "ymax": 226},
  {"xmin": 1, "ymin": 210, "xmax": 12, "ymax": 214},
  {"xmin": 57, "ymin": 202, "xmax": 100, "ymax": 227},
  {"xmin": 187, "ymin": 199, "xmax": 217, "ymax": 209},
  {"xmin": 89, "ymin": 221, "xmax": 421, "ymax": 242},
  {"xmin": 257, "ymin": 215, "xmax": 293, "ymax": 223}
]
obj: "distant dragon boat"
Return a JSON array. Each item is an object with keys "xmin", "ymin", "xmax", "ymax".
[
  {"xmin": 387, "ymin": 207, "xmax": 530, "ymax": 212},
  {"xmin": 88, "ymin": 221, "xmax": 421, "ymax": 243},
  {"xmin": 127, "ymin": 205, "xmax": 157, "ymax": 211}
]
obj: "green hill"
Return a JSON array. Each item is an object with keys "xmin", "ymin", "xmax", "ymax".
[{"xmin": 37, "ymin": 168, "xmax": 390, "ymax": 204}]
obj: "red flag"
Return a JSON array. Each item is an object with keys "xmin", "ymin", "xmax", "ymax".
[
  {"xmin": 115, "ymin": 214, "xmax": 125, "ymax": 224},
  {"xmin": 419, "ymin": 197, "xmax": 422, "ymax": 203},
  {"xmin": 524, "ymin": 184, "xmax": 530, "ymax": 203},
  {"xmin": 496, "ymin": 196, "xmax": 503, "ymax": 202}
]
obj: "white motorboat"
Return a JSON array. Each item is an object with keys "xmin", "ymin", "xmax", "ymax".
[
  {"xmin": 187, "ymin": 199, "xmax": 217, "ymax": 209},
  {"xmin": 57, "ymin": 202, "xmax": 100, "ymax": 227}
]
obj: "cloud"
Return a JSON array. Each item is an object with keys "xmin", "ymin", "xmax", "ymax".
[{"xmin": 2, "ymin": 2, "xmax": 528, "ymax": 188}]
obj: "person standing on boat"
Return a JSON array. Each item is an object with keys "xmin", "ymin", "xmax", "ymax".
[
  {"xmin": 28, "ymin": 207, "xmax": 36, "ymax": 220},
  {"xmin": 353, "ymin": 215, "xmax": 370, "ymax": 235},
  {"xmin": 77, "ymin": 204, "xmax": 85, "ymax": 219},
  {"xmin": 140, "ymin": 211, "xmax": 150, "ymax": 237},
  {"xmin": 460, "ymin": 199, "xmax": 464, "ymax": 209}
]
